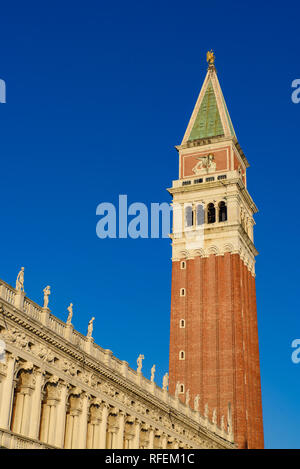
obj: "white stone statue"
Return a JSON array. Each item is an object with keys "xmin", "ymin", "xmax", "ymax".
[
  {"xmin": 194, "ymin": 394, "xmax": 200, "ymax": 412},
  {"xmin": 87, "ymin": 317, "xmax": 95, "ymax": 338},
  {"xmin": 175, "ymin": 381, "xmax": 180, "ymax": 399},
  {"xmin": 43, "ymin": 286, "xmax": 51, "ymax": 309},
  {"xmin": 212, "ymin": 408, "xmax": 217, "ymax": 425},
  {"xmin": 185, "ymin": 389, "xmax": 190, "ymax": 407},
  {"xmin": 16, "ymin": 267, "xmax": 25, "ymax": 292},
  {"xmin": 137, "ymin": 354, "xmax": 144, "ymax": 373},
  {"xmin": 66, "ymin": 303, "xmax": 73, "ymax": 324},
  {"xmin": 162, "ymin": 372, "xmax": 169, "ymax": 391},
  {"xmin": 150, "ymin": 364, "xmax": 156, "ymax": 382}
]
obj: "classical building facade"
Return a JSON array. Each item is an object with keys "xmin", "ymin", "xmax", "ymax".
[
  {"xmin": 0, "ymin": 276, "xmax": 234, "ymax": 449},
  {"xmin": 168, "ymin": 52, "xmax": 264, "ymax": 448}
]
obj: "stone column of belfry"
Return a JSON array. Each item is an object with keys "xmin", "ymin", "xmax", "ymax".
[{"xmin": 168, "ymin": 53, "xmax": 264, "ymax": 449}]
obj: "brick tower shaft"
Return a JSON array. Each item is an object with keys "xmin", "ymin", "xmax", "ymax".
[{"xmin": 168, "ymin": 53, "xmax": 264, "ymax": 449}]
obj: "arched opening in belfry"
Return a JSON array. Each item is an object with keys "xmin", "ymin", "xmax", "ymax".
[
  {"xmin": 207, "ymin": 203, "xmax": 216, "ymax": 224},
  {"xmin": 196, "ymin": 204, "xmax": 205, "ymax": 225},
  {"xmin": 219, "ymin": 201, "xmax": 227, "ymax": 222},
  {"xmin": 185, "ymin": 206, "xmax": 193, "ymax": 227}
]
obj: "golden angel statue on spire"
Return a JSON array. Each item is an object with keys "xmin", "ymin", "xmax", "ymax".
[{"xmin": 206, "ymin": 49, "xmax": 215, "ymax": 65}]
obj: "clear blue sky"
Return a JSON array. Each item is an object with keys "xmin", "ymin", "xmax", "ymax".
[{"xmin": 0, "ymin": 0, "xmax": 299, "ymax": 449}]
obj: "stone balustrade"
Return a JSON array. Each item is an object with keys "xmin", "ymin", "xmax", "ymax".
[{"xmin": 0, "ymin": 428, "xmax": 55, "ymax": 449}]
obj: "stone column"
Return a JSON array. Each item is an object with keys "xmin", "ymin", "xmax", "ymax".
[
  {"xmin": 116, "ymin": 411, "xmax": 126, "ymax": 449},
  {"xmin": 133, "ymin": 420, "xmax": 140, "ymax": 449},
  {"xmin": 28, "ymin": 370, "xmax": 44, "ymax": 439},
  {"xmin": 99, "ymin": 403, "xmax": 109, "ymax": 449},
  {"xmin": 140, "ymin": 424, "xmax": 150, "ymax": 449},
  {"xmin": 70, "ymin": 393, "xmax": 82, "ymax": 448},
  {"xmin": 48, "ymin": 402, "xmax": 58, "ymax": 444},
  {"xmin": 148, "ymin": 427, "xmax": 155, "ymax": 449},
  {"xmin": 161, "ymin": 433, "xmax": 168, "ymax": 449},
  {"xmin": 11, "ymin": 363, "xmax": 35, "ymax": 436},
  {"xmin": 64, "ymin": 388, "xmax": 82, "ymax": 449},
  {"xmin": 77, "ymin": 393, "xmax": 89, "ymax": 448},
  {"xmin": 87, "ymin": 399, "xmax": 102, "ymax": 448},
  {"xmin": 20, "ymin": 388, "xmax": 34, "ymax": 436},
  {"xmin": 107, "ymin": 409, "xmax": 119, "ymax": 449},
  {"xmin": 204, "ymin": 203, "xmax": 208, "ymax": 224},
  {"xmin": 39, "ymin": 377, "xmax": 61, "ymax": 446},
  {"xmin": 154, "ymin": 431, "xmax": 162, "ymax": 449},
  {"xmin": 0, "ymin": 353, "xmax": 16, "ymax": 430},
  {"xmin": 124, "ymin": 416, "xmax": 135, "ymax": 449},
  {"xmin": 12, "ymin": 392, "xmax": 24, "ymax": 434},
  {"xmin": 55, "ymin": 383, "xmax": 68, "ymax": 448},
  {"xmin": 39, "ymin": 403, "xmax": 50, "ymax": 442},
  {"xmin": 227, "ymin": 194, "xmax": 239, "ymax": 224},
  {"xmin": 216, "ymin": 203, "xmax": 219, "ymax": 223}
]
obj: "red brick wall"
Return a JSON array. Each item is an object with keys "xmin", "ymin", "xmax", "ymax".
[{"xmin": 169, "ymin": 253, "xmax": 264, "ymax": 449}]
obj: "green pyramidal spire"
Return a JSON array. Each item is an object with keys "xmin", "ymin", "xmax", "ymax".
[
  {"xmin": 188, "ymin": 80, "xmax": 224, "ymax": 140},
  {"xmin": 181, "ymin": 55, "xmax": 236, "ymax": 144}
]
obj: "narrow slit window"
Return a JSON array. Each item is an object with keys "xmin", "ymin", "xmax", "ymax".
[{"xmin": 179, "ymin": 319, "xmax": 185, "ymax": 328}]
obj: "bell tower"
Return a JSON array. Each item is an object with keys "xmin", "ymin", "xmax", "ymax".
[{"xmin": 168, "ymin": 52, "xmax": 264, "ymax": 449}]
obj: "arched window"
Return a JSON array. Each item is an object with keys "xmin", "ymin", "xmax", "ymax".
[
  {"xmin": 180, "ymin": 288, "xmax": 186, "ymax": 297},
  {"xmin": 207, "ymin": 203, "xmax": 216, "ymax": 224},
  {"xmin": 218, "ymin": 201, "xmax": 227, "ymax": 222},
  {"xmin": 179, "ymin": 350, "xmax": 185, "ymax": 360},
  {"xmin": 179, "ymin": 319, "xmax": 185, "ymax": 328},
  {"xmin": 179, "ymin": 384, "xmax": 185, "ymax": 394},
  {"xmin": 180, "ymin": 261, "xmax": 186, "ymax": 270},
  {"xmin": 185, "ymin": 206, "xmax": 193, "ymax": 227},
  {"xmin": 196, "ymin": 204, "xmax": 204, "ymax": 226}
]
